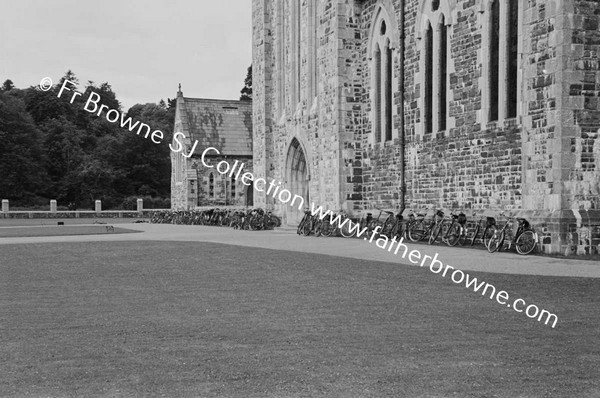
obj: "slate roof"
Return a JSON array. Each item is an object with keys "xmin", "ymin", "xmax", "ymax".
[{"xmin": 178, "ymin": 97, "xmax": 253, "ymax": 157}]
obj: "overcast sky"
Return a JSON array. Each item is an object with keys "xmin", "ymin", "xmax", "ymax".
[{"xmin": 0, "ymin": 0, "xmax": 252, "ymax": 110}]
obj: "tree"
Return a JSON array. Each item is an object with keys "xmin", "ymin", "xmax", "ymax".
[
  {"xmin": 0, "ymin": 73, "xmax": 175, "ymax": 208},
  {"xmin": 0, "ymin": 91, "xmax": 46, "ymax": 203},
  {"xmin": 240, "ymin": 65, "xmax": 252, "ymax": 101},
  {"xmin": 1, "ymin": 79, "xmax": 15, "ymax": 92},
  {"xmin": 117, "ymin": 103, "xmax": 174, "ymax": 198}
]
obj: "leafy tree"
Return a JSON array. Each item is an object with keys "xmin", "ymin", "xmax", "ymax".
[
  {"xmin": 1, "ymin": 79, "xmax": 15, "ymax": 92},
  {"xmin": 118, "ymin": 103, "xmax": 173, "ymax": 197},
  {"xmin": 58, "ymin": 70, "xmax": 79, "ymax": 90},
  {"xmin": 83, "ymin": 81, "xmax": 121, "ymax": 112},
  {"xmin": 39, "ymin": 116, "xmax": 87, "ymax": 202},
  {"xmin": 240, "ymin": 65, "xmax": 252, "ymax": 101},
  {"xmin": 0, "ymin": 72, "xmax": 175, "ymax": 208},
  {"xmin": 0, "ymin": 91, "xmax": 46, "ymax": 203}
]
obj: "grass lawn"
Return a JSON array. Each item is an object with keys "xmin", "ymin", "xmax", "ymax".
[
  {"xmin": 0, "ymin": 225, "xmax": 141, "ymax": 238},
  {"xmin": 0, "ymin": 241, "xmax": 599, "ymax": 397}
]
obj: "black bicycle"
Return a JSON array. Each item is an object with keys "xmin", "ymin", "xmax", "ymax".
[
  {"xmin": 466, "ymin": 213, "xmax": 497, "ymax": 247},
  {"xmin": 487, "ymin": 212, "xmax": 538, "ymax": 255}
]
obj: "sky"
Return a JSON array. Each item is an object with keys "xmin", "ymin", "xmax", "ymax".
[{"xmin": 0, "ymin": 0, "xmax": 252, "ymax": 110}]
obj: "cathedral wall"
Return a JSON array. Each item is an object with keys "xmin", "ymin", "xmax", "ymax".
[
  {"xmin": 359, "ymin": 0, "xmax": 523, "ymax": 213},
  {"xmin": 252, "ymin": 0, "xmax": 600, "ymax": 253}
]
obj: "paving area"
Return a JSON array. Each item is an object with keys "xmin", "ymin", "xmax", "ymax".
[{"xmin": 0, "ymin": 222, "xmax": 598, "ymax": 278}]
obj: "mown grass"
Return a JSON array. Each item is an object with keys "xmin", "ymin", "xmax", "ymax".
[{"xmin": 0, "ymin": 241, "xmax": 598, "ymax": 397}]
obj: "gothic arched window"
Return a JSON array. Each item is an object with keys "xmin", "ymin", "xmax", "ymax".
[
  {"xmin": 482, "ymin": 0, "xmax": 520, "ymax": 125},
  {"xmin": 418, "ymin": 0, "xmax": 453, "ymax": 137},
  {"xmin": 369, "ymin": 6, "xmax": 396, "ymax": 144}
]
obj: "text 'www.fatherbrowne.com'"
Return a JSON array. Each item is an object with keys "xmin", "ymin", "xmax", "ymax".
[
  {"xmin": 46, "ymin": 77, "xmax": 558, "ymax": 329},
  {"xmin": 307, "ymin": 203, "xmax": 559, "ymax": 329}
]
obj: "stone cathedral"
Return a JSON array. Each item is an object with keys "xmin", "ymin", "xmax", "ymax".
[{"xmin": 251, "ymin": 0, "xmax": 600, "ymax": 255}]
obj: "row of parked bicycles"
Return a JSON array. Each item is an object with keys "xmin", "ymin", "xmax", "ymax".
[
  {"xmin": 150, "ymin": 208, "xmax": 282, "ymax": 231},
  {"xmin": 297, "ymin": 208, "xmax": 539, "ymax": 255}
]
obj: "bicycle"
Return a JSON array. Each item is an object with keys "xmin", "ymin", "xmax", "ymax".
[
  {"xmin": 407, "ymin": 209, "xmax": 445, "ymax": 244},
  {"xmin": 366, "ymin": 208, "xmax": 395, "ymax": 237},
  {"xmin": 466, "ymin": 213, "xmax": 497, "ymax": 247},
  {"xmin": 437, "ymin": 211, "xmax": 468, "ymax": 247},
  {"xmin": 487, "ymin": 212, "xmax": 538, "ymax": 255},
  {"xmin": 297, "ymin": 209, "xmax": 312, "ymax": 235},
  {"xmin": 313, "ymin": 212, "xmax": 334, "ymax": 237},
  {"xmin": 337, "ymin": 211, "xmax": 358, "ymax": 238}
]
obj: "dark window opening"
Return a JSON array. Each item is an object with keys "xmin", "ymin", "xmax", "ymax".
[
  {"xmin": 507, "ymin": 0, "xmax": 519, "ymax": 118},
  {"xmin": 380, "ymin": 20, "xmax": 387, "ymax": 35},
  {"xmin": 374, "ymin": 47, "xmax": 382, "ymax": 142},
  {"xmin": 489, "ymin": 0, "xmax": 500, "ymax": 122},
  {"xmin": 386, "ymin": 45, "xmax": 393, "ymax": 141},
  {"xmin": 209, "ymin": 174, "xmax": 214, "ymax": 198},
  {"xmin": 432, "ymin": 0, "xmax": 440, "ymax": 11},
  {"xmin": 439, "ymin": 22, "xmax": 447, "ymax": 132},
  {"xmin": 425, "ymin": 24, "xmax": 433, "ymax": 134}
]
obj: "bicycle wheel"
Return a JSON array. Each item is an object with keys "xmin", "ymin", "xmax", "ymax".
[
  {"xmin": 314, "ymin": 221, "xmax": 323, "ymax": 237},
  {"xmin": 297, "ymin": 219, "xmax": 305, "ymax": 235},
  {"xmin": 408, "ymin": 221, "xmax": 426, "ymax": 242},
  {"xmin": 469, "ymin": 225, "xmax": 480, "ymax": 246},
  {"xmin": 458, "ymin": 226, "xmax": 467, "ymax": 246},
  {"xmin": 483, "ymin": 225, "xmax": 496, "ymax": 248},
  {"xmin": 320, "ymin": 221, "xmax": 333, "ymax": 237},
  {"xmin": 340, "ymin": 219, "xmax": 356, "ymax": 238},
  {"xmin": 487, "ymin": 230, "xmax": 505, "ymax": 253},
  {"xmin": 446, "ymin": 223, "xmax": 462, "ymax": 246},
  {"xmin": 428, "ymin": 223, "xmax": 442, "ymax": 245},
  {"xmin": 382, "ymin": 219, "xmax": 396, "ymax": 238},
  {"xmin": 515, "ymin": 230, "xmax": 537, "ymax": 255},
  {"xmin": 390, "ymin": 221, "xmax": 401, "ymax": 239},
  {"xmin": 303, "ymin": 219, "xmax": 313, "ymax": 236},
  {"xmin": 373, "ymin": 220, "xmax": 384, "ymax": 235}
]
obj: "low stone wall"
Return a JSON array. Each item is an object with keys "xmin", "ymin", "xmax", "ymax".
[{"xmin": 0, "ymin": 210, "xmax": 168, "ymax": 219}]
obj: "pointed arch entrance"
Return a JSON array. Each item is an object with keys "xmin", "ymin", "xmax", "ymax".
[{"xmin": 286, "ymin": 138, "xmax": 309, "ymax": 224}]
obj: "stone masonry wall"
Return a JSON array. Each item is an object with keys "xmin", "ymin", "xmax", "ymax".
[
  {"xmin": 358, "ymin": 0, "xmax": 522, "ymax": 213},
  {"xmin": 252, "ymin": 0, "xmax": 600, "ymax": 254},
  {"xmin": 252, "ymin": 0, "xmax": 273, "ymax": 209},
  {"xmin": 566, "ymin": 0, "xmax": 600, "ymax": 210},
  {"xmin": 194, "ymin": 156, "xmax": 254, "ymax": 207}
]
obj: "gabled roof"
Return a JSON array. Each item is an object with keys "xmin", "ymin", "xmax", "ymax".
[{"xmin": 177, "ymin": 96, "xmax": 252, "ymax": 157}]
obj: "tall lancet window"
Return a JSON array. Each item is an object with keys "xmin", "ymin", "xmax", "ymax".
[
  {"xmin": 308, "ymin": 0, "xmax": 318, "ymax": 104},
  {"xmin": 483, "ymin": 0, "xmax": 520, "ymax": 125},
  {"xmin": 424, "ymin": 22, "xmax": 434, "ymax": 135},
  {"xmin": 418, "ymin": 0, "xmax": 453, "ymax": 137},
  {"xmin": 369, "ymin": 8, "xmax": 396, "ymax": 144},
  {"xmin": 374, "ymin": 45, "xmax": 382, "ymax": 143},
  {"xmin": 438, "ymin": 17, "xmax": 448, "ymax": 132}
]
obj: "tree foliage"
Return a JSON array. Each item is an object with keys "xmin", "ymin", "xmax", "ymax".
[
  {"xmin": 0, "ymin": 71, "xmax": 174, "ymax": 208},
  {"xmin": 240, "ymin": 65, "xmax": 252, "ymax": 101}
]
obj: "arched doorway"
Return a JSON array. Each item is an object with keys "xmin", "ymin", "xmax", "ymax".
[{"xmin": 286, "ymin": 138, "xmax": 309, "ymax": 224}]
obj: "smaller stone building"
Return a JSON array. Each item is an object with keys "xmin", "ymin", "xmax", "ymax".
[{"xmin": 171, "ymin": 88, "xmax": 253, "ymax": 209}]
